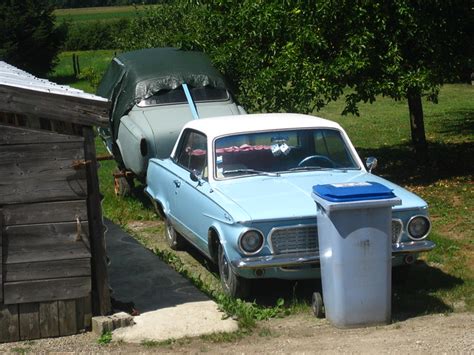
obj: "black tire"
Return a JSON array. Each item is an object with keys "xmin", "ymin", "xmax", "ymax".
[
  {"xmin": 165, "ymin": 218, "xmax": 185, "ymax": 250},
  {"xmin": 113, "ymin": 168, "xmax": 133, "ymax": 197},
  {"xmin": 312, "ymin": 292, "xmax": 324, "ymax": 318},
  {"xmin": 218, "ymin": 244, "xmax": 250, "ymax": 299}
]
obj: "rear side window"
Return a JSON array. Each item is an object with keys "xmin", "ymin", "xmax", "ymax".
[{"xmin": 176, "ymin": 130, "xmax": 208, "ymax": 178}]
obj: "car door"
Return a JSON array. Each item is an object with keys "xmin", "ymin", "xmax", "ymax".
[{"xmin": 171, "ymin": 129, "xmax": 213, "ymax": 252}]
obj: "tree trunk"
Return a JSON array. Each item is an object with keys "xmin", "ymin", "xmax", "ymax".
[{"xmin": 407, "ymin": 90, "xmax": 428, "ymax": 158}]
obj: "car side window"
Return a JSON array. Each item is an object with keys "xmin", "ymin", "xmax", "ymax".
[{"xmin": 176, "ymin": 130, "xmax": 208, "ymax": 178}]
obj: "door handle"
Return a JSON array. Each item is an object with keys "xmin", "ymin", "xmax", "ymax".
[{"xmin": 173, "ymin": 179, "xmax": 181, "ymax": 188}]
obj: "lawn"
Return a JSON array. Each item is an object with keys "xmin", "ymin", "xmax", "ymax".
[
  {"xmin": 49, "ymin": 52, "xmax": 474, "ymax": 320},
  {"xmin": 54, "ymin": 5, "xmax": 154, "ymax": 24}
]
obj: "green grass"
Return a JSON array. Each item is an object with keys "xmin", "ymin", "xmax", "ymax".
[
  {"xmin": 97, "ymin": 331, "xmax": 113, "ymax": 345},
  {"xmin": 50, "ymin": 51, "xmax": 474, "ymax": 326},
  {"xmin": 50, "ymin": 50, "xmax": 117, "ymax": 93},
  {"xmin": 54, "ymin": 5, "xmax": 153, "ymax": 24}
]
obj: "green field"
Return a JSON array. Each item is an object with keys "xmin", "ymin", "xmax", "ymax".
[
  {"xmin": 50, "ymin": 51, "xmax": 474, "ymax": 324},
  {"xmin": 54, "ymin": 5, "xmax": 153, "ymax": 24}
]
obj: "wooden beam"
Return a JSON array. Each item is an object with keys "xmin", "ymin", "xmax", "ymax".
[
  {"xmin": 2, "ymin": 200, "xmax": 87, "ymax": 226},
  {"xmin": 0, "ymin": 84, "xmax": 110, "ymax": 127},
  {"xmin": 0, "ymin": 209, "xmax": 3, "ymax": 302},
  {"xmin": 83, "ymin": 127, "xmax": 111, "ymax": 316},
  {"xmin": 3, "ymin": 277, "xmax": 91, "ymax": 305}
]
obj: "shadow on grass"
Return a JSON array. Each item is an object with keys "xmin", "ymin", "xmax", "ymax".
[
  {"xmin": 434, "ymin": 110, "xmax": 474, "ymax": 137},
  {"xmin": 358, "ymin": 140, "xmax": 474, "ymax": 185},
  {"xmin": 240, "ymin": 261, "xmax": 462, "ymax": 320},
  {"xmin": 48, "ymin": 74, "xmax": 78, "ymax": 86},
  {"xmin": 391, "ymin": 261, "xmax": 463, "ymax": 321}
]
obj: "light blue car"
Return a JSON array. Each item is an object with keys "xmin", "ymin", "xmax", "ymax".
[{"xmin": 145, "ymin": 113, "xmax": 435, "ymax": 298}]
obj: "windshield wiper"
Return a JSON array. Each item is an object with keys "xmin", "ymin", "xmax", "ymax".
[
  {"xmin": 222, "ymin": 168, "xmax": 279, "ymax": 177},
  {"xmin": 287, "ymin": 166, "xmax": 329, "ymax": 171}
]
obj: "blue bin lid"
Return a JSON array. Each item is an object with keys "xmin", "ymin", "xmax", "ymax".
[{"xmin": 312, "ymin": 181, "xmax": 396, "ymax": 202}]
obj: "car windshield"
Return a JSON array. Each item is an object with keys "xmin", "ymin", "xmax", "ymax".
[
  {"xmin": 138, "ymin": 86, "xmax": 229, "ymax": 107},
  {"xmin": 214, "ymin": 129, "xmax": 359, "ymax": 178}
]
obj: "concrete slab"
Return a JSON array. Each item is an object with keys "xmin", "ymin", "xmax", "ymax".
[{"xmin": 105, "ymin": 219, "xmax": 238, "ymax": 342}]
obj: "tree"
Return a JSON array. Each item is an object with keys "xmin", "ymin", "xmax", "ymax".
[
  {"xmin": 0, "ymin": 0, "xmax": 66, "ymax": 76},
  {"xmin": 118, "ymin": 0, "xmax": 473, "ymax": 155},
  {"xmin": 199, "ymin": 1, "xmax": 472, "ymax": 155}
]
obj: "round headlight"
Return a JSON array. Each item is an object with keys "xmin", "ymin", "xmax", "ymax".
[
  {"xmin": 407, "ymin": 215, "xmax": 431, "ymax": 240},
  {"xmin": 239, "ymin": 230, "xmax": 264, "ymax": 254}
]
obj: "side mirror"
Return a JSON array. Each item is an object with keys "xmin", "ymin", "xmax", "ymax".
[
  {"xmin": 190, "ymin": 170, "xmax": 204, "ymax": 185},
  {"xmin": 365, "ymin": 157, "xmax": 378, "ymax": 173}
]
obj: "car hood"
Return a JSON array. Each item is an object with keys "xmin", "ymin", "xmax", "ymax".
[{"xmin": 213, "ymin": 171, "xmax": 428, "ymax": 221}]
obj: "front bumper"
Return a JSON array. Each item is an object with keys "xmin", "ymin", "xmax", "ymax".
[{"xmin": 231, "ymin": 240, "xmax": 436, "ymax": 270}]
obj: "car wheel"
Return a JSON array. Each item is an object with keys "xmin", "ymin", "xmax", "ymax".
[
  {"xmin": 218, "ymin": 244, "xmax": 250, "ymax": 299},
  {"xmin": 311, "ymin": 292, "xmax": 324, "ymax": 318},
  {"xmin": 165, "ymin": 218, "xmax": 185, "ymax": 250},
  {"xmin": 113, "ymin": 168, "xmax": 133, "ymax": 197}
]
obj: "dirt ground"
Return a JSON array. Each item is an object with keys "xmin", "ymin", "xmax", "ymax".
[{"xmin": 0, "ymin": 311, "xmax": 472, "ymax": 353}]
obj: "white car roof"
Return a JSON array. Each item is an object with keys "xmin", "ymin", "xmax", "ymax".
[{"xmin": 183, "ymin": 113, "xmax": 343, "ymax": 138}]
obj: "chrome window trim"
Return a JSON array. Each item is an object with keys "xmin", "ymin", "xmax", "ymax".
[
  {"xmin": 406, "ymin": 215, "xmax": 432, "ymax": 241},
  {"xmin": 238, "ymin": 228, "xmax": 265, "ymax": 256},
  {"xmin": 268, "ymin": 223, "xmax": 318, "ymax": 254},
  {"xmin": 392, "ymin": 218, "xmax": 403, "ymax": 244}
]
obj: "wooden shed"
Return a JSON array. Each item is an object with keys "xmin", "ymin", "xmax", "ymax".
[{"xmin": 0, "ymin": 62, "xmax": 111, "ymax": 342}]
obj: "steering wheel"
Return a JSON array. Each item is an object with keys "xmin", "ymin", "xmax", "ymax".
[{"xmin": 297, "ymin": 155, "xmax": 336, "ymax": 168}]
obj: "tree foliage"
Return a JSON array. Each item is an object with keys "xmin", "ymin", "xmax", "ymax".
[
  {"xmin": 0, "ymin": 0, "xmax": 66, "ymax": 76},
  {"xmin": 118, "ymin": 0, "xmax": 473, "ymax": 150}
]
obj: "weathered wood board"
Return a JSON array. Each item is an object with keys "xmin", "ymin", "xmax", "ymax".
[
  {"xmin": 5, "ymin": 258, "xmax": 91, "ymax": 282},
  {"xmin": 3, "ymin": 200, "xmax": 87, "ymax": 226},
  {"xmin": 6, "ymin": 221, "xmax": 89, "ymax": 247},
  {"xmin": 58, "ymin": 299, "xmax": 77, "ymax": 336},
  {"xmin": 0, "ymin": 84, "xmax": 109, "ymax": 127},
  {"xmin": 0, "ymin": 124, "xmax": 84, "ymax": 145},
  {"xmin": 0, "ymin": 304, "xmax": 19, "ymax": 342},
  {"xmin": 39, "ymin": 301, "xmax": 59, "ymax": 338},
  {"xmin": 4, "ymin": 277, "xmax": 91, "ymax": 305},
  {"xmin": 5, "ymin": 242, "xmax": 91, "ymax": 264},
  {"xmin": 0, "ymin": 139, "xmax": 87, "ymax": 204},
  {"xmin": 19, "ymin": 303, "xmax": 40, "ymax": 340}
]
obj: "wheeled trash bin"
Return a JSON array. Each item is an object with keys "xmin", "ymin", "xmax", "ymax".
[{"xmin": 312, "ymin": 181, "xmax": 401, "ymax": 328}]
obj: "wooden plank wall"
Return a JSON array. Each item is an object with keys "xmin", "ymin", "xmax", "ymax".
[
  {"xmin": 0, "ymin": 296, "xmax": 92, "ymax": 342},
  {"xmin": 0, "ymin": 124, "xmax": 97, "ymax": 342}
]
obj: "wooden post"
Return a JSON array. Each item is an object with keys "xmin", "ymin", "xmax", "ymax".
[
  {"xmin": 0, "ymin": 209, "xmax": 3, "ymax": 303},
  {"xmin": 72, "ymin": 53, "xmax": 77, "ymax": 77},
  {"xmin": 83, "ymin": 127, "xmax": 111, "ymax": 316}
]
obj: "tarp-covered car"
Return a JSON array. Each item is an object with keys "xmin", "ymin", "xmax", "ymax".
[{"xmin": 97, "ymin": 47, "xmax": 246, "ymax": 195}]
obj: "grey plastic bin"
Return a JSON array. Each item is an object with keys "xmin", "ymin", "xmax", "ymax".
[{"xmin": 312, "ymin": 182, "xmax": 401, "ymax": 328}]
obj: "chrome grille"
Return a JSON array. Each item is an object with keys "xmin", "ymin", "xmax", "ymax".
[
  {"xmin": 391, "ymin": 219, "xmax": 403, "ymax": 243},
  {"xmin": 270, "ymin": 225, "xmax": 318, "ymax": 254}
]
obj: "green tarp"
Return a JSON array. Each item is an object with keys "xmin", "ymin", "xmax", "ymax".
[{"xmin": 97, "ymin": 47, "xmax": 230, "ymax": 139}]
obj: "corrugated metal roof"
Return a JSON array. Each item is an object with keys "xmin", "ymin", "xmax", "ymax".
[{"xmin": 0, "ymin": 61, "xmax": 108, "ymax": 103}]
